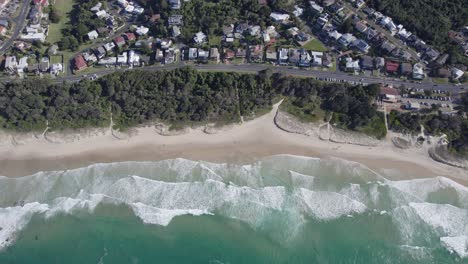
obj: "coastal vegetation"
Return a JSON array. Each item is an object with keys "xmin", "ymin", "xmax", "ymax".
[{"xmin": 388, "ymin": 93, "xmax": 468, "ymax": 155}]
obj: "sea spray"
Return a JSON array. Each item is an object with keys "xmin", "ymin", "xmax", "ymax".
[{"xmin": 0, "ymin": 155, "xmax": 467, "ymax": 263}]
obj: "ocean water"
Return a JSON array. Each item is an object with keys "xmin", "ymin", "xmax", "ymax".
[{"xmin": 0, "ymin": 155, "xmax": 467, "ymax": 264}]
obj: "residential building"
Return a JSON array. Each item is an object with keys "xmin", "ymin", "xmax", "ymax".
[
  {"xmin": 168, "ymin": 15, "xmax": 183, "ymax": 26},
  {"xmin": 249, "ymin": 45, "xmax": 263, "ymax": 63},
  {"xmin": 0, "ymin": 26, "xmax": 6, "ymax": 36},
  {"xmin": 4, "ymin": 56, "xmax": 17, "ymax": 72},
  {"xmin": 452, "ymin": 68, "xmax": 464, "ymax": 80},
  {"xmin": 135, "ymin": 26, "xmax": 149, "ymax": 36},
  {"xmin": 113, "ymin": 36, "xmax": 126, "ymax": 47},
  {"xmin": 265, "ymin": 47, "xmax": 277, "ymax": 62},
  {"xmin": 124, "ymin": 32, "xmax": 136, "ymax": 41},
  {"xmin": 187, "ymin": 48, "xmax": 197, "ymax": 60},
  {"xmin": 309, "ymin": 1, "xmax": 324, "ymax": 14},
  {"xmin": 197, "ymin": 49, "xmax": 209, "ymax": 61},
  {"xmin": 412, "ymin": 63, "xmax": 424, "ymax": 80},
  {"xmin": 310, "ymin": 51, "xmax": 323, "ymax": 66},
  {"xmin": 400, "ymin": 63, "xmax": 412, "ymax": 75},
  {"xmin": 104, "ymin": 42, "xmax": 115, "ymax": 52},
  {"xmin": 298, "ymin": 49, "xmax": 311, "ymax": 67},
  {"xmin": 278, "ymin": 48, "xmax": 289, "ymax": 65},
  {"xmin": 209, "ymin": 48, "xmax": 220, "ymax": 62},
  {"xmin": 270, "ymin": 13, "xmax": 290, "ymax": 22},
  {"xmin": 73, "ymin": 55, "xmax": 87, "ymax": 71},
  {"xmin": 385, "ymin": 61, "xmax": 399, "ymax": 74},
  {"xmin": 164, "ymin": 49, "xmax": 175, "ymax": 64},
  {"xmin": 168, "ymin": 0, "xmax": 181, "ymax": 9},
  {"xmin": 352, "ymin": 39, "xmax": 370, "ymax": 53},
  {"xmin": 424, "ymin": 48, "xmax": 440, "ymax": 62},
  {"xmin": 117, "ymin": 52, "xmax": 128, "ymax": 65},
  {"xmin": 288, "ymin": 48, "xmax": 301, "ymax": 65},
  {"xmin": 437, "ymin": 68, "xmax": 451, "ymax": 78},
  {"xmin": 345, "ymin": 58, "xmax": 360, "ymax": 72},
  {"xmin": 155, "ymin": 49, "xmax": 164, "ymax": 62},
  {"xmin": 374, "ymin": 57, "xmax": 385, "ymax": 69},
  {"xmin": 193, "ymin": 32, "xmax": 207, "ymax": 45},
  {"xmin": 87, "ymin": 30, "xmax": 99, "ymax": 40},
  {"xmin": 98, "ymin": 57, "xmax": 117, "ymax": 66},
  {"xmin": 236, "ymin": 48, "xmax": 247, "ymax": 58},
  {"xmin": 338, "ymin": 33, "xmax": 356, "ymax": 47},
  {"xmin": 379, "ymin": 86, "xmax": 400, "ymax": 103},
  {"xmin": 380, "ymin": 41, "xmax": 396, "ymax": 54},
  {"xmin": 360, "ymin": 55, "xmax": 373, "ymax": 70},
  {"xmin": 50, "ymin": 63, "xmax": 63, "ymax": 75},
  {"xmin": 128, "ymin": 50, "xmax": 140, "ymax": 66},
  {"xmin": 172, "ymin": 26, "xmax": 181, "ymax": 38}
]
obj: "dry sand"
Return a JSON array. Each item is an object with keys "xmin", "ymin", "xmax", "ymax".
[{"xmin": 0, "ymin": 102, "xmax": 466, "ymax": 185}]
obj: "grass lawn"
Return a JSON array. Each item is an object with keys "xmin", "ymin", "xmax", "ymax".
[
  {"xmin": 432, "ymin": 77, "xmax": 449, "ymax": 84},
  {"xmin": 50, "ymin": 55, "xmax": 63, "ymax": 64},
  {"xmin": 47, "ymin": 0, "xmax": 75, "ymax": 44},
  {"xmin": 208, "ymin": 36, "xmax": 221, "ymax": 46},
  {"xmin": 302, "ymin": 38, "xmax": 328, "ymax": 52}
]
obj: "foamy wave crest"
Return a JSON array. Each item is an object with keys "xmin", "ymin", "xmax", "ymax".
[{"xmin": 0, "ymin": 155, "xmax": 467, "ymax": 258}]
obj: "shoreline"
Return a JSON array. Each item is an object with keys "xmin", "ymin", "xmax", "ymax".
[{"xmin": 0, "ymin": 102, "xmax": 467, "ymax": 185}]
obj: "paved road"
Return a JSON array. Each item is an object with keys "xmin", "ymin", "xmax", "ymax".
[
  {"xmin": 0, "ymin": 0, "xmax": 32, "ymax": 55},
  {"xmin": 23, "ymin": 64, "xmax": 464, "ymax": 95}
]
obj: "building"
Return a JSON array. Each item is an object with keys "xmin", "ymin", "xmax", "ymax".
[
  {"xmin": 172, "ymin": 26, "xmax": 181, "ymax": 38},
  {"xmin": 405, "ymin": 101, "xmax": 420, "ymax": 110},
  {"xmin": 104, "ymin": 42, "xmax": 116, "ymax": 52},
  {"xmin": 168, "ymin": 15, "xmax": 183, "ymax": 26},
  {"xmin": 352, "ymin": 39, "xmax": 370, "ymax": 53},
  {"xmin": 87, "ymin": 30, "xmax": 99, "ymax": 40},
  {"xmin": 236, "ymin": 48, "xmax": 247, "ymax": 58},
  {"xmin": 338, "ymin": 33, "xmax": 356, "ymax": 47},
  {"xmin": 117, "ymin": 52, "xmax": 128, "ymax": 65},
  {"xmin": 98, "ymin": 57, "xmax": 117, "ymax": 66},
  {"xmin": 309, "ymin": 1, "xmax": 324, "ymax": 14},
  {"xmin": 168, "ymin": 0, "xmax": 181, "ymax": 9},
  {"xmin": 187, "ymin": 48, "xmax": 197, "ymax": 60},
  {"xmin": 278, "ymin": 48, "xmax": 289, "ymax": 65},
  {"xmin": 249, "ymin": 45, "xmax": 263, "ymax": 63},
  {"xmin": 437, "ymin": 68, "xmax": 451, "ymax": 78},
  {"xmin": 94, "ymin": 46, "xmax": 107, "ymax": 59},
  {"xmin": 73, "ymin": 55, "xmax": 87, "ymax": 71},
  {"xmin": 164, "ymin": 49, "xmax": 175, "ymax": 64},
  {"xmin": 265, "ymin": 47, "xmax": 277, "ymax": 62},
  {"xmin": 412, "ymin": 63, "xmax": 424, "ymax": 80},
  {"xmin": 360, "ymin": 55, "xmax": 373, "ymax": 70},
  {"xmin": 209, "ymin": 48, "xmax": 220, "ymax": 62},
  {"xmin": 128, "ymin": 50, "xmax": 140, "ymax": 66},
  {"xmin": 345, "ymin": 58, "xmax": 360, "ymax": 72},
  {"xmin": 374, "ymin": 57, "xmax": 385, "ymax": 69},
  {"xmin": 0, "ymin": 26, "xmax": 6, "ymax": 36},
  {"xmin": 288, "ymin": 48, "xmax": 301, "ymax": 65},
  {"xmin": 385, "ymin": 61, "xmax": 399, "ymax": 74},
  {"xmin": 270, "ymin": 13, "xmax": 290, "ymax": 22},
  {"xmin": 135, "ymin": 26, "xmax": 149, "ymax": 36},
  {"xmin": 379, "ymin": 86, "xmax": 400, "ymax": 103},
  {"xmin": 400, "ymin": 63, "xmax": 412, "ymax": 76},
  {"xmin": 197, "ymin": 49, "xmax": 209, "ymax": 61},
  {"xmin": 113, "ymin": 36, "xmax": 126, "ymax": 47},
  {"xmin": 193, "ymin": 32, "xmax": 207, "ymax": 45},
  {"xmin": 4, "ymin": 56, "xmax": 17, "ymax": 72},
  {"xmin": 380, "ymin": 41, "xmax": 396, "ymax": 54},
  {"xmin": 452, "ymin": 68, "xmax": 464, "ymax": 80},
  {"xmin": 310, "ymin": 51, "xmax": 323, "ymax": 66}
]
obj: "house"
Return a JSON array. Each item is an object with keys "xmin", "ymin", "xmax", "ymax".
[
  {"xmin": 270, "ymin": 13, "xmax": 290, "ymax": 22},
  {"xmin": 385, "ymin": 61, "xmax": 399, "ymax": 74},
  {"xmin": 164, "ymin": 49, "xmax": 176, "ymax": 64},
  {"xmin": 436, "ymin": 53, "xmax": 449, "ymax": 66},
  {"xmin": 0, "ymin": 19, "xmax": 9, "ymax": 29},
  {"xmin": 193, "ymin": 32, "xmax": 207, "ymax": 45},
  {"xmin": 452, "ymin": 68, "xmax": 464, "ymax": 80},
  {"xmin": 355, "ymin": 0, "xmax": 365, "ymax": 8},
  {"xmin": 379, "ymin": 86, "xmax": 400, "ymax": 103},
  {"xmin": 128, "ymin": 50, "xmax": 140, "ymax": 66},
  {"xmin": 95, "ymin": 10, "xmax": 107, "ymax": 18},
  {"xmin": 249, "ymin": 25, "xmax": 261, "ymax": 37},
  {"xmin": 87, "ymin": 30, "xmax": 99, "ymax": 40},
  {"xmin": 362, "ymin": 7, "xmax": 375, "ymax": 16},
  {"xmin": 405, "ymin": 101, "xmax": 420, "ymax": 110},
  {"xmin": 262, "ymin": 32, "xmax": 270, "ymax": 43},
  {"xmin": 98, "ymin": 57, "xmax": 117, "ymax": 66},
  {"xmin": 104, "ymin": 42, "xmax": 115, "ymax": 52},
  {"xmin": 223, "ymin": 49, "xmax": 235, "ymax": 60},
  {"xmin": 20, "ymin": 31, "xmax": 46, "ymax": 42},
  {"xmin": 149, "ymin": 14, "xmax": 161, "ymax": 24},
  {"xmin": 412, "ymin": 63, "xmax": 424, "ymax": 80},
  {"xmin": 83, "ymin": 52, "xmax": 98, "ymax": 64},
  {"xmin": 345, "ymin": 58, "xmax": 360, "ymax": 72},
  {"xmin": 0, "ymin": 26, "xmax": 6, "ymax": 36},
  {"xmin": 160, "ymin": 39, "xmax": 172, "ymax": 49},
  {"xmin": 265, "ymin": 47, "xmax": 277, "ymax": 62},
  {"xmin": 90, "ymin": 2, "xmax": 101, "ymax": 12},
  {"xmin": 135, "ymin": 26, "xmax": 149, "ymax": 36},
  {"xmin": 117, "ymin": 52, "xmax": 128, "ymax": 65},
  {"xmin": 197, "ymin": 49, "xmax": 209, "ymax": 61},
  {"xmin": 278, "ymin": 48, "xmax": 289, "ymax": 65},
  {"xmin": 187, "ymin": 48, "xmax": 197, "ymax": 60},
  {"xmin": 329, "ymin": 3, "xmax": 344, "ymax": 13},
  {"xmin": 365, "ymin": 28, "xmax": 377, "ymax": 41},
  {"xmin": 328, "ymin": 30, "xmax": 342, "ymax": 42},
  {"xmin": 424, "ymin": 48, "xmax": 440, "ymax": 62},
  {"xmin": 50, "ymin": 63, "xmax": 63, "ymax": 75},
  {"xmin": 352, "ymin": 39, "xmax": 370, "ymax": 53},
  {"xmin": 117, "ymin": 0, "xmax": 128, "ymax": 8},
  {"xmin": 236, "ymin": 48, "xmax": 247, "ymax": 58},
  {"xmin": 310, "ymin": 51, "xmax": 323, "ymax": 66},
  {"xmin": 168, "ymin": 15, "xmax": 183, "ymax": 26},
  {"xmin": 298, "ymin": 49, "xmax": 312, "ymax": 67},
  {"xmin": 73, "ymin": 55, "xmax": 87, "ymax": 71},
  {"xmin": 4, "ymin": 56, "xmax": 17, "ymax": 72},
  {"xmin": 168, "ymin": 0, "xmax": 181, "ymax": 9},
  {"xmin": 113, "ymin": 36, "xmax": 126, "ymax": 47},
  {"xmin": 354, "ymin": 21, "xmax": 368, "ymax": 33},
  {"xmin": 288, "ymin": 48, "xmax": 301, "ymax": 65},
  {"xmin": 309, "ymin": 1, "xmax": 324, "ymax": 14},
  {"xmin": 380, "ymin": 41, "xmax": 396, "ymax": 54},
  {"xmin": 155, "ymin": 49, "xmax": 164, "ymax": 62},
  {"xmin": 249, "ymin": 45, "xmax": 263, "ymax": 62},
  {"xmin": 360, "ymin": 55, "xmax": 373, "ymax": 70},
  {"xmin": 374, "ymin": 57, "xmax": 385, "ymax": 69},
  {"xmin": 338, "ymin": 33, "xmax": 356, "ymax": 47},
  {"xmin": 172, "ymin": 26, "xmax": 181, "ymax": 38},
  {"xmin": 400, "ymin": 63, "xmax": 412, "ymax": 75},
  {"xmin": 322, "ymin": 53, "xmax": 333, "ymax": 68},
  {"xmin": 124, "ymin": 32, "xmax": 136, "ymax": 42},
  {"xmin": 437, "ymin": 68, "xmax": 451, "ymax": 78},
  {"xmin": 209, "ymin": 48, "xmax": 220, "ymax": 62}
]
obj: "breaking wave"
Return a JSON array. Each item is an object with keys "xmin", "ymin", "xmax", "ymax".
[{"xmin": 0, "ymin": 155, "xmax": 467, "ymax": 259}]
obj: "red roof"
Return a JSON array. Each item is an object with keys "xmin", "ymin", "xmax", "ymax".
[
  {"xmin": 224, "ymin": 50, "xmax": 235, "ymax": 59},
  {"xmin": 386, "ymin": 61, "xmax": 399, "ymax": 73},
  {"xmin": 73, "ymin": 55, "xmax": 87, "ymax": 71},
  {"xmin": 124, "ymin": 32, "xmax": 136, "ymax": 41},
  {"xmin": 113, "ymin": 36, "xmax": 125, "ymax": 45},
  {"xmin": 379, "ymin": 86, "xmax": 399, "ymax": 96}
]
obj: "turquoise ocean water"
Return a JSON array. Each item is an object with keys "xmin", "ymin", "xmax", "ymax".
[{"xmin": 0, "ymin": 155, "xmax": 467, "ymax": 263}]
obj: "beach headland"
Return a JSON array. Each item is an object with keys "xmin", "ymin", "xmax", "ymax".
[{"xmin": 0, "ymin": 102, "xmax": 466, "ymax": 185}]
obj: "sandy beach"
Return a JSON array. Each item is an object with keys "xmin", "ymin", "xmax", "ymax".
[{"xmin": 0, "ymin": 102, "xmax": 466, "ymax": 185}]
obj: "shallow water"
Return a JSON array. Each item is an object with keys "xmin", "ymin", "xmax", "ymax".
[{"xmin": 0, "ymin": 155, "xmax": 467, "ymax": 263}]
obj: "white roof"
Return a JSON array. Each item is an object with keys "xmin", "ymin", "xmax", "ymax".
[
  {"xmin": 96, "ymin": 10, "xmax": 107, "ymax": 18},
  {"xmin": 87, "ymin": 30, "xmax": 99, "ymax": 39},
  {"xmin": 270, "ymin": 12, "xmax": 290, "ymax": 22},
  {"xmin": 18, "ymin": 57, "xmax": 28, "ymax": 69},
  {"xmin": 135, "ymin": 26, "xmax": 149, "ymax": 35}
]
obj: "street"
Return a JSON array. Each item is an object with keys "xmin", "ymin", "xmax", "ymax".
[{"xmin": 0, "ymin": 0, "xmax": 32, "ymax": 55}]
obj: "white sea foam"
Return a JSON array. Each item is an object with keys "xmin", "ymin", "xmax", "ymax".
[
  {"xmin": 0, "ymin": 155, "xmax": 467, "ymax": 259},
  {"xmin": 440, "ymin": 236, "xmax": 468, "ymax": 258}
]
